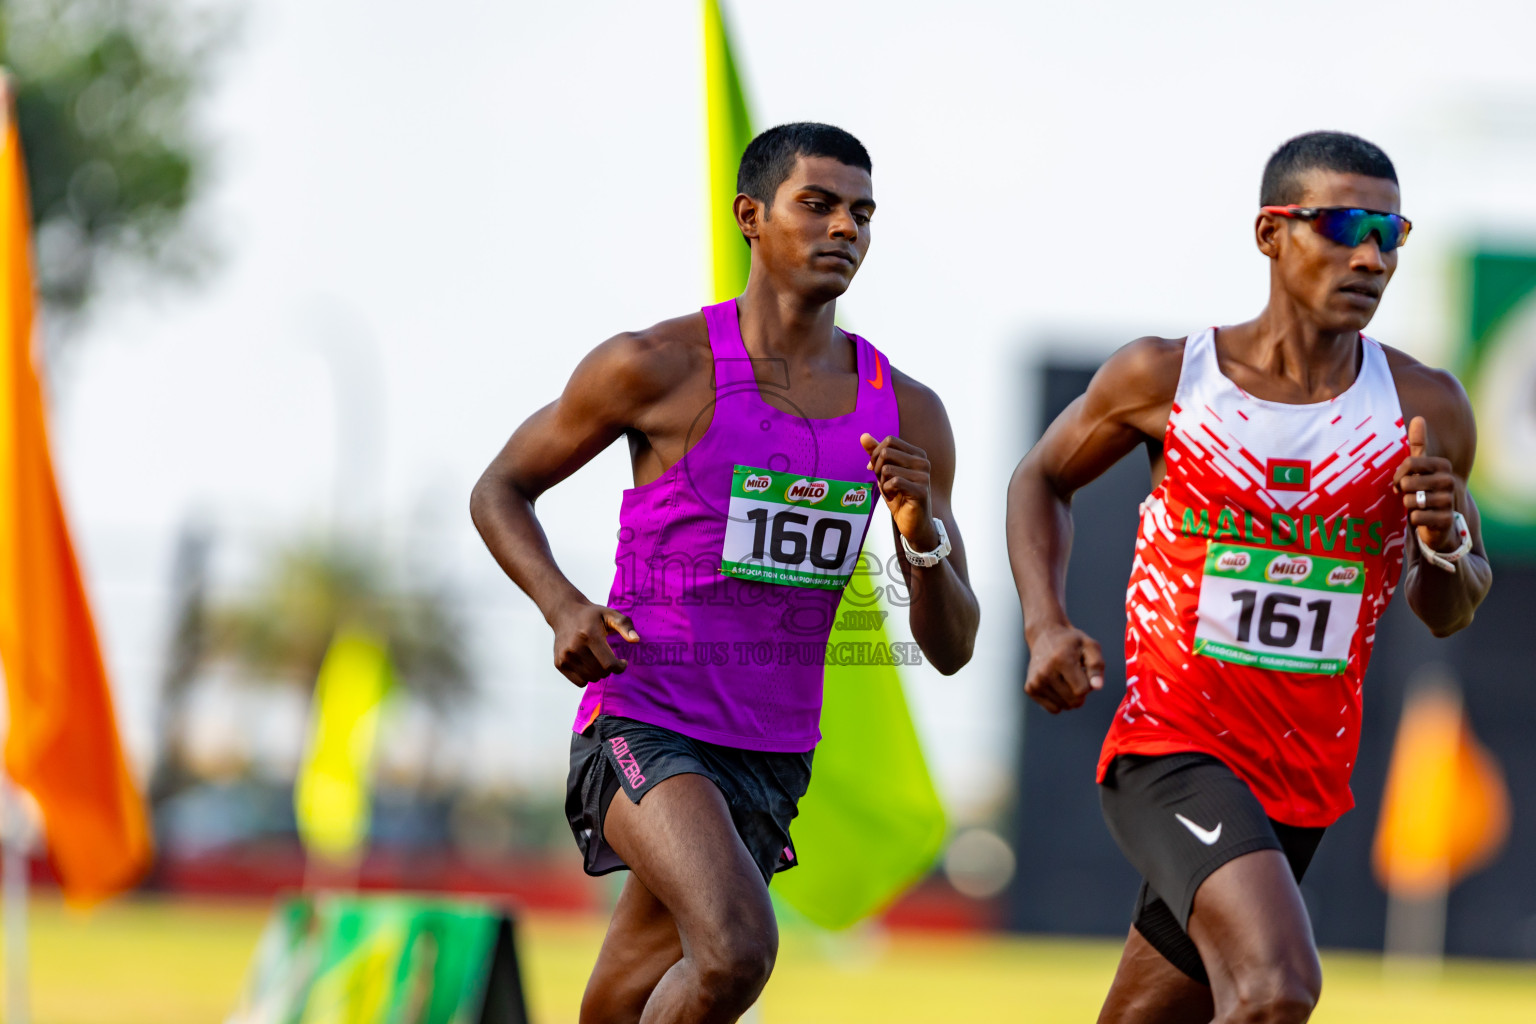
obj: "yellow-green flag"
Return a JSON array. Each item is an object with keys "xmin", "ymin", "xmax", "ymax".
[
  {"xmin": 771, "ymin": 599, "xmax": 948, "ymax": 929},
  {"xmin": 294, "ymin": 628, "xmax": 393, "ymax": 866},
  {"xmin": 703, "ymin": 0, "xmax": 947, "ymax": 929},
  {"xmin": 704, "ymin": 0, "xmax": 753, "ymax": 303}
]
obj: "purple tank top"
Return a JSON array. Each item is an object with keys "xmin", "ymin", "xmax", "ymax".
[{"xmin": 572, "ymin": 299, "xmax": 901, "ymax": 752}]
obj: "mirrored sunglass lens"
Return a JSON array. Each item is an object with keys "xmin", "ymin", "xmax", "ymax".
[
  {"xmin": 1315, "ymin": 209, "xmax": 1407, "ymax": 250},
  {"xmin": 1362, "ymin": 214, "xmax": 1407, "ymax": 251},
  {"xmin": 1315, "ymin": 208, "xmax": 1369, "ymax": 247}
]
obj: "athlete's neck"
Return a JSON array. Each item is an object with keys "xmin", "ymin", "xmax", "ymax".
[
  {"xmin": 735, "ymin": 273, "xmax": 843, "ymax": 362},
  {"xmin": 1223, "ymin": 300, "xmax": 1362, "ymax": 399}
]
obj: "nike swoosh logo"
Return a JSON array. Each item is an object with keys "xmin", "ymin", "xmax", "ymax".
[
  {"xmin": 1175, "ymin": 813, "xmax": 1222, "ymax": 846},
  {"xmin": 867, "ymin": 352, "xmax": 883, "ymax": 390}
]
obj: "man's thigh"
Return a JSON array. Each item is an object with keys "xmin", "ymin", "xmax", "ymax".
[
  {"xmin": 1099, "ymin": 753, "xmax": 1326, "ymax": 989},
  {"xmin": 1100, "ymin": 752, "xmax": 1287, "ymax": 931},
  {"xmin": 568, "ymin": 715, "xmax": 810, "ymax": 886},
  {"xmin": 1096, "ymin": 848, "xmax": 1320, "ymax": 1024},
  {"xmin": 602, "ymin": 771, "xmax": 776, "ymax": 939},
  {"xmin": 1186, "ymin": 849, "xmax": 1322, "ymax": 1014}
]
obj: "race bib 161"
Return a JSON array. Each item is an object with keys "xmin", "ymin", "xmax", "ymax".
[{"xmin": 1192, "ymin": 541, "xmax": 1364, "ymax": 675}]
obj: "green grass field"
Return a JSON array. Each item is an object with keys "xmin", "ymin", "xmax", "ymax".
[{"xmin": 10, "ymin": 896, "xmax": 1536, "ymax": 1023}]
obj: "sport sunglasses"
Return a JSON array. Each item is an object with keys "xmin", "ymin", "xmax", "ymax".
[{"xmin": 1261, "ymin": 205, "xmax": 1413, "ymax": 252}]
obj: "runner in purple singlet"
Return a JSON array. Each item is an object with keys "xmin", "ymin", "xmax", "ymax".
[{"xmin": 472, "ymin": 123, "xmax": 980, "ymax": 1023}]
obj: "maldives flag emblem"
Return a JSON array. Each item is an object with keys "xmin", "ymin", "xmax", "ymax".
[{"xmin": 1267, "ymin": 458, "xmax": 1311, "ymax": 492}]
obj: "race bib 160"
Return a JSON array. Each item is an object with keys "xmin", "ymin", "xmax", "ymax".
[
  {"xmin": 1192, "ymin": 541, "xmax": 1365, "ymax": 675},
  {"xmin": 720, "ymin": 465, "xmax": 875, "ymax": 589}
]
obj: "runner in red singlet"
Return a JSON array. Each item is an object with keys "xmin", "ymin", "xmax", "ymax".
[{"xmin": 1007, "ymin": 132, "xmax": 1492, "ymax": 1023}]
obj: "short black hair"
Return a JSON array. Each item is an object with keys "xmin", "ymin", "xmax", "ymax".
[
  {"xmin": 737, "ymin": 122, "xmax": 871, "ymax": 207},
  {"xmin": 1260, "ymin": 131, "xmax": 1397, "ymax": 206}
]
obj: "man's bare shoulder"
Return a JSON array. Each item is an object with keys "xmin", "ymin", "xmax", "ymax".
[
  {"xmin": 1083, "ymin": 335, "xmax": 1187, "ymax": 419},
  {"xmin": 1100, "ymin": 335, "xmax": 1186, "ymax": 389},
  {"xmin": 577, "ymin": 311, "xmax": 711, "ymax": 406},
  {"xmin": 888, "ymin": 364, "xmax": 945, "ymax": 422},
  {"xmin": 1380, "ymin": 344, "xmax": 1474, "ymax": 422},
  {"xmin": 1380, "ymin": 343, "xmax": 1477, "ymax": 465}
]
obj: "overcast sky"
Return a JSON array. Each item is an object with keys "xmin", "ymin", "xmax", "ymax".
[{"xmin": 51, "ymin": 0, "xmax": 1536, "ymax": 818}]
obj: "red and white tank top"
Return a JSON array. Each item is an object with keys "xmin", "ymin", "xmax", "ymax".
[{"xmin": 1097, "ymin": 328, "xmax": 1410, "ymax": 827}]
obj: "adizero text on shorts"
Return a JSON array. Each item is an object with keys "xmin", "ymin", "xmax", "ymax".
[
  {"xmin": 1099, "ymin": 752, "xmax": 1325, "ymax": 984},
  {"xmin": 565, "ymin": 714, "xmax": 813, "ymax": 884}
]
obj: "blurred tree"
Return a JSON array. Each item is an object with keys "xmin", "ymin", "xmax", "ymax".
[
  {"xmin": 150, "ymin": 535, "xmax": 474, "ymax": 858},
  {"xmin": 207, "ymin": 537, "xmax": 473, "ymax": 709},
  {"xmin": 1, "ymin": 0, "xmax": 220, "ymax": 326}
]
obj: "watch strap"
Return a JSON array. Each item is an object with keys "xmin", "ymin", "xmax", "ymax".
[
  {"xmin": 1418, "ymin": 511, "xmax": 1472, "ymax": 572},
  {"xmin": 901, "ymin": 519, "xmax": 951, "ymax": 567}
]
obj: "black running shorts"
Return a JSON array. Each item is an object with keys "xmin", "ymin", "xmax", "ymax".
[
  {"xmin": 1099, "ymin": 752, "xmax": 1325, "ymax": 984},
  {"xmin": 565, "ymin": 714, "xmax": 813, "ymax": 885}
]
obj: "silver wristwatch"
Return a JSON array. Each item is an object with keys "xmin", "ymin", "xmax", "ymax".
[{"xmin": 900, "ymin": 519, "xmax": 952, "ymax": 567}]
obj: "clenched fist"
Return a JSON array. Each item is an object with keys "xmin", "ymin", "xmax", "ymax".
[
  {"xmin": 1025, "ymin": 623, "xmax": 1106, "ymax": 714},
  {"xmin": 550, "ymin": 600, "xmax": 639, "ymax": 686},
  {"xmin": 861, "ymin": 432, "xmax": 941, "ymax": 551}
]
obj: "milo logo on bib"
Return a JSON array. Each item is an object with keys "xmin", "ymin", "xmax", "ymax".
[
  {"xmin": 721, "ymin": 465, "xmax": 875, "ymax": 589},
  {"xmin": 1215, "ymin": 550, "xmax": 1251, "ymax": 573},
  {"xmin": 1326, "ymin": 565, "xmax": 1360, "ymax": 587},
  {"xmin": 1265, "ymin": 555, "xmax": 1312, "ymax": 583},
  {"xmin": 1192, "ymin": 541, "xmax": 1365, "ymax": 675},
  {"xmin": 785, "ymin": 479, "xmax": 830, "ymax": 504}
]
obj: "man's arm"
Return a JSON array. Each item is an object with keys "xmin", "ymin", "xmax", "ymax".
[
  {"xmin": 1392, "ymin": 364, "xmax": 1493, "ymax": 636},
  {"xmin": 1006, "ymin": 337, "xmax": 1182, "ymax": 713},
  {"xmin": 866, "ymin": 374, "xmax": 978, "ymax": 675},
  {"xmin": 470, "ymin": 326, "xmax": 691, "ymax": 686}
]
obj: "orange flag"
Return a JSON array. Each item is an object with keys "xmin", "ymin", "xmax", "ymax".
[
  {"xmin": 0, "ymin": 78, "xmax": 152, "ymax": 903},
  {"xmin": 1372, "ymin": 678, "xmax": 1509, "ymax": 900}
]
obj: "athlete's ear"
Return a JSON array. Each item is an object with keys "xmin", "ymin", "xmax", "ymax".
[
  {"xmin": 1256, "ymin": 211, "xmax": 1283, "ymax": 260},
  {"xmin": 735, "ymin": 192, "xmax": 765, "ymax": 241}
]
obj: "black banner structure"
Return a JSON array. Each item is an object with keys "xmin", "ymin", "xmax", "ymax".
[{"xmin": 1007, "ymin": 363, "xmax": 1536, "ymax": 959}]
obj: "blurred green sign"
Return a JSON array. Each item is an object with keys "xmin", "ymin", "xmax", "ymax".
[
  {"xmin": 1461, "ymin": 251, "xmax": 1536, "ymax": 557},
  {"xmin": 227, "ymin": 894, "xmax": 527, "ymax": 1024}
]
